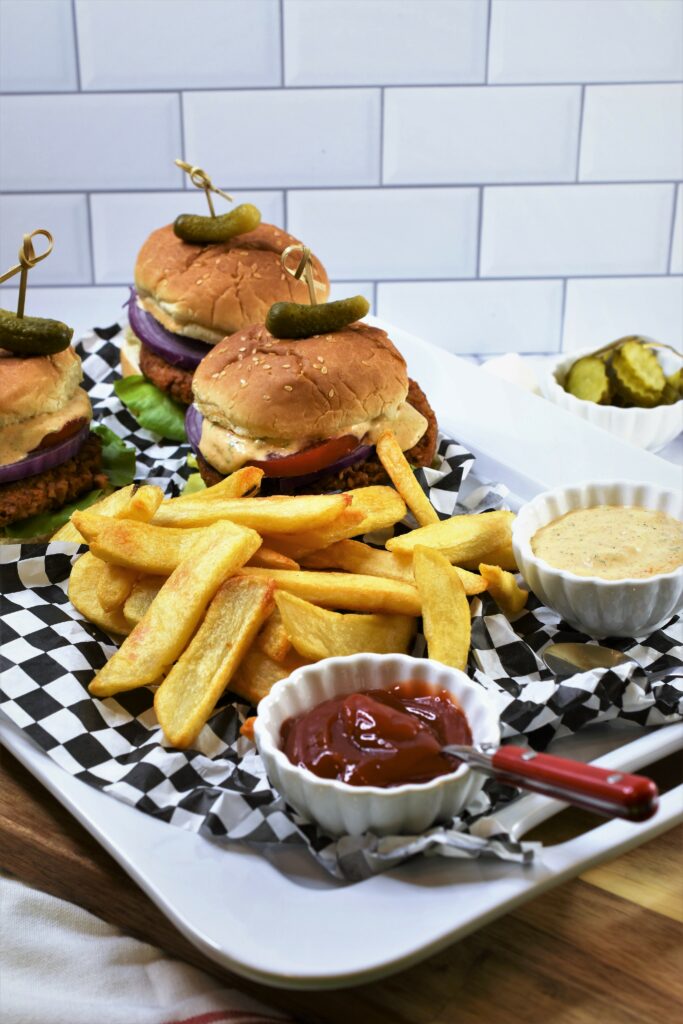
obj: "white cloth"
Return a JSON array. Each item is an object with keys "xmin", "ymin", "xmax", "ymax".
[{"xmin": 0, "ymin": 874, "xmax": 290, "ymax": 1024}]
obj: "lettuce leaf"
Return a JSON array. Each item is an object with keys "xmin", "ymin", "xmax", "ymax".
[
  {"xmin": 2, "ymin": 427, "xmax": 136, "ymax": 541},
  {"xmin": 114, "ymin": 375, "xmax": 187, "ymax": 442},
  {"xmin": 2, "ymin": 488, "xmax": 105, "ymax": 540},
  {"xmin": 92, "ymin": 423, "xmax": 136, "ymax": 486}
]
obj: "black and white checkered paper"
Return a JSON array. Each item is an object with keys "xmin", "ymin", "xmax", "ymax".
[{"xmin": 1, "ymin": 328, "xmax": 682, "ymax": 882}]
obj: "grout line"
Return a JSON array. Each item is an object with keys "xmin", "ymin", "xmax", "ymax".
[
  {"xmin": 476, "ymin": 187, "xmax": 484, "ymax": 278},
  {"xmin": 85, "ymin": 192, "xmax": 96, "ymax": 284},
  {"xmin": 278, "ymin": 0, "xmax": 285, "ymax": 86},
  {"xmin": 483, "ymin": 0, "xmax": 493, "ymax": 84},
  {"xmin": 1, "ymin": 81, "xmax": 680, "ymax": 97},
  {"xmin": 574, "ymin": 84, "xmax": 586, "ymax": 181},
  {"xmin": 2, "ymin": 181, "xmax": 679, "ymax": 197},
  {"xmin": 559, "ymin": 278, "xmax": 568, "ymax": 350},
  {"xmin": 69, "ymin": 0, "xmax": 82, "ymax": 91},
  {"xmin": 177, "ymin": 92, "xmax": 187, "ymax": 168},
  {"xmin": 378, "ymin": 88, "xmax": 385, "ymax": 185},
  {"xmin": 666, "ymin": 185, "xmax": 680, "ymax": 273},
  {"xmin": 5, "ymin": 274, "xmax": 681, "ymax": 292}
]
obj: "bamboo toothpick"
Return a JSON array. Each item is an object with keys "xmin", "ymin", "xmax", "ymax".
[
  {"xmin": 175, "ymin": 159, "xmax": 233, "ymax": 217},
  {"xmin": 0, "ymin": 229, "xmax": 54, "ymax": 317},
  {"xmin": 281, "ymin": 244, "xmax": 318, "ymax": 305}
]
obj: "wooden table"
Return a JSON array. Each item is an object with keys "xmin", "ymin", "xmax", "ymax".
[{"xmin": 2, "ymin": 746, "xmax": 681, "ymax": 1024}]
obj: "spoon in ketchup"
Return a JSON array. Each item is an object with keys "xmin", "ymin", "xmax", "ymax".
[{"xmin": 443, "ymin": 741, "xmax": 659, "ymax": 822}]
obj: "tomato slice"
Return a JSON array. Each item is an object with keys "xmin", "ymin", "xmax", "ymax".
[{"xmin": 249, "ymin": 435, "xmax": 361, "ymax": 478}]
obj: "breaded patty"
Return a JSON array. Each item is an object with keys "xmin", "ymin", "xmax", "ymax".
[
  {"xmin": 139, "ymin": 343, "xmax": 194, "ymax": 406},
  {"xmin": 0, "ymin": 433, "xmax": 107, "ymax": 530}
]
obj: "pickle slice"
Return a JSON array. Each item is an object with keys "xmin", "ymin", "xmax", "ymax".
[
  {"xmin": 611, "ymin": 340, "xmax": 665, "ymax": 407},
  {"xmin": 266, "ymin": 295, "xmax": 370, "ymax": 340},
  {"xmin": 564, "ymin": 356, "xmax": 611, "ymax": 404},
  {"xmin": 173, "ymin": 203, "xmax": 261, "ymax": 244},
  {"xmin": 0, "ymin": 308, "xmax": 73, "ymax": 355}
]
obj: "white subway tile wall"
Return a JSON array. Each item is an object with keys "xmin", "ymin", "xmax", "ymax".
[{"xmin": 1, "ymin": 0, "xmax": 681, "ymax": 353}]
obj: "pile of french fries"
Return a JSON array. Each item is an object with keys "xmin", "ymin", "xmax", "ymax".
[{"xmin": 57, "ymin": 430, "xmax": 527, "ymax": 750}]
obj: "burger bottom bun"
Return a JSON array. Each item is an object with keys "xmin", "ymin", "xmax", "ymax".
[{"xmin": 120, "ymin": 330, "xmax": 142, "ymax": 377}]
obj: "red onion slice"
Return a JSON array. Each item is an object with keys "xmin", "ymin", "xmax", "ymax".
[
  {"xmin": 127, "ymin": 291, "xmax": 211, "ymax": 371},
  {"xmin": 185, "ymin": 404, "xmax": 203, "ymax": 454},
  {"xmin": 0, "ymin": 423, "xmax": 90, "ymax": 485}
]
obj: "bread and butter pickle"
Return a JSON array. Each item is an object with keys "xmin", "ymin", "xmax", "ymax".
[
  {"xmin": 173, "ymin": 203, "xmax": 261, "ymax": 244},
  {"xmin": 0, "ymin": 308, "xmax": 73, "ymax": 355},
  {"xmin": 563, "ymin": 336, "xmax": 681, "ymax": 409},
  {"xmin": 266, "ymin": 295, "xmax": 370, "ymax": 340}
]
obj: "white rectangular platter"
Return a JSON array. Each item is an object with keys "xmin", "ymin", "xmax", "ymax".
[{"xmin": 2, "ymin": 318, "xmax": 682, "ymax": 990}]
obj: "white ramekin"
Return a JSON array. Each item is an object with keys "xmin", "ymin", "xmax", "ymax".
[
  {"xmin": 541, "ymin": 347, "xmax": 682, "ymax": 452},
  {"xmin": 254, "ymin": 654, "xmax": 500, "ymax": 837},
  {"xmin": 512, "ymin": 481, "xmax": 683, "ymax": 639}
]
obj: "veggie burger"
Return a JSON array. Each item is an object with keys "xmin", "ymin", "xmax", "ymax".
[
  {"xmin": 122, "ymin": 222, "xmax": 330, "ymax": 409},
  {"xmin": 186, "ymin": 320, "xmax": 438, "ymax": 494},
  {"xmin": 0, "ymin": 346, "xmax": 107, "ymax": 538}
]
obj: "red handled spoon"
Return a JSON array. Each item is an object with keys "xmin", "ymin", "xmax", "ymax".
[{"xmin": 442, "ymin": 742, "xmax": 659, "ymax": 822}]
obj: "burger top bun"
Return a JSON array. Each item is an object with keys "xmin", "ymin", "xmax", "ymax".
[
  {"xmin": 134, "ymin": 223, "xmax": 330, "ymax": 345},
  {"xmin": 0, "ymin": 346, "xmax": 83, "ymax": 427},
  {"xmin": 193, "ymin": 322, "xmax": 409, "ymax": 444}
]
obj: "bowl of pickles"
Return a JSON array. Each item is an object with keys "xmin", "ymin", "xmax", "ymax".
[{"xmin": 541, "ymin": 336, "xmax": 682, "ymax": 452}]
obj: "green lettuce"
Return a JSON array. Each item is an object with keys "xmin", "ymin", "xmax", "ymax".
[
  {"xmin": 114, "ymin": 375, "xmax": 187, "ymax": 442},
  {"xmin": 2, "ymin": 426, "xmax": 136, "ymax": 541}
]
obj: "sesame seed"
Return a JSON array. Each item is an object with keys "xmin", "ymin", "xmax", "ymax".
[
  {"xmin": 329, "ymin": 388, "xmax": 335, "ymax": 398},
  {"xmin": 318, "ymin": 355, "xmax": 325, "ymax": 361},
  {"xmin": 321, "ymin": 366, "xmax": 328, "ymax": 374},
  {"xmin": 284, "ymin": 385, "xmax": 293, "ymax": 392},
  {"xmin": 263, "ymin": 395, "xmax": 271, "ymax": 401},
  {"xmin": 282, "ymin": 363, "xmax": 291, "ymax": 368},
  {"xmin": 240, "ymin": 379, "xmax": 247, "ymax": 387},
  {"xmin": 325, "ymin": 336, "xmax": 332, "ymax": 341},
  {"xmin": 239, "ymin": 346, "xmax": 246, "ymax": 352},
  {"xmin": 263, "ymin": 363, "xmax": 271, "ymax": 369}
]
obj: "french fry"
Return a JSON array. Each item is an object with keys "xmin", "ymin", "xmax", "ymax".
[
  {"xmin": 118, "ymin": 484, "xmax": 164, "ymax": 522},
  {"xmin": 376, "ymin": 430, "xmax": 439, "ymax": 527},
  {"xmin": 479, "ymin": 563, "xmax": 528, "ymax": 618},
  {"xmin": 255, "ymin": 607, "xmax": 292, "ymax": 663},
  {"xmin": 123, "ymin": 574, "xmax": 165, "ymax": 627},
  {"xmin": 72, "ymin": 514, "xmax": 248, "ymax": 575},
  {"xmin": 300, "ymin": 539, "xmax": 487, "ymax": 595},
  {"xmin": 169, "ymin": 465, "xmax": 264, "ymax": 503},
  {"xmin": 89, "ymin": 523, "xmax": 261, "ymax": 697},
  {"xmin": 413, "ymin": 546, "xmax": 470, "ymax": 672},
  {"xmin": 154, "ymin": 577, "xmax": 275, "ymax": 748},
  {"xmin": 387, "ymin": 510, "xmax": 510, "ymax": 566},
  {"xmin": 344, "ymin": 485, "xmax": 407, "ymax": 534},
  {"xmin": 276, "ymin": 590, "xmax": 416, "ymax": 661},
  {"xmin": 240, "ymin": 567, "xmax": 421, "ymax": 615},
  {"xmin": 247, "ymin": 546, "xmax": 299, "ymax": 571},
  {"xmin": 459, "ymin": 512, "xmax": 517, "ymax": 571},
  {"xmin": 52, "ymin": 484, "xmax": 137, "ymax": 543},
  {"xmin": 151, "ymin": 492, "xmax": 350, "ymax": 533},
  {"xmin": 230, "ymin": 647, "xmax": 309, "ymax": 706},
  {"xmin": 97, "ymin": 563, "xmax": 139, "ymax": 611},
  {"xmin": 262, "ymin": 506, "xmax": 365, "ymax": 560},
  {"xmin": 68, "ymin": 552, "xmax": 131, "ymax": 635}
]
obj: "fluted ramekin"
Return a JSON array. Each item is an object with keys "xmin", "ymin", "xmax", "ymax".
[
  {"xmin": 512, "ymin": 481, "xmax": 683, "ymax": 638},
  {"xmin": 254, "ymin": 654, "xmax": 500, "ymax": 837},
  {"xmin": 541, "ymin": 347, "xmax": 682, "ymax": 452}
]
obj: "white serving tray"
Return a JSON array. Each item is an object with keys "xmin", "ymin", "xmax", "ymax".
[{"xmin": 2, "ymin": 319, "xmax": 682, "ymax": 991}]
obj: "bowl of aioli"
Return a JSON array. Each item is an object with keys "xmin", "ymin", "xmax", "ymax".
[
  {"xmin": 512, "ymin": 482, "xmax": 683, "ymax": 638},
  {"xmin": 254, "ymin": 654, "xmax": 500, "ymax": 837}
]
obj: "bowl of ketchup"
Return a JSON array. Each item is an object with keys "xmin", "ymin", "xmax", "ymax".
[{"xmin": 254, "ymin": 654, "xmax": 500, "ymax": 837}]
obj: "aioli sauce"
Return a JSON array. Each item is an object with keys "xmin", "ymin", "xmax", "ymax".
[
  {"xmin": 531, "ymin": 505, "xmax": 683, "ymax": 580},
  {"xmin": 280, "ymin": 681, "xmax": 472, "ymax": 787}
]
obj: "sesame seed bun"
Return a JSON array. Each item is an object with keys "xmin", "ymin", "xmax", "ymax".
[
  {"xmin": 192, "ymin": 321, "xmax": 409, "ymax": 444},
  {"xmin": 134, "ymin": 223, "xmax": 330, "ymax": 345}
]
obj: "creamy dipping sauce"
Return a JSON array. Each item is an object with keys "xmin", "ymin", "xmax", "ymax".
[{"xmin": 531, "ymin": 505, "xmax": 683, "ymax": 580}]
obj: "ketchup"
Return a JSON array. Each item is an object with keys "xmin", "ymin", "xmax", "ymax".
[{"xmin": 280, "ymin": 681, "xmax": 472, "ymax": 787}]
